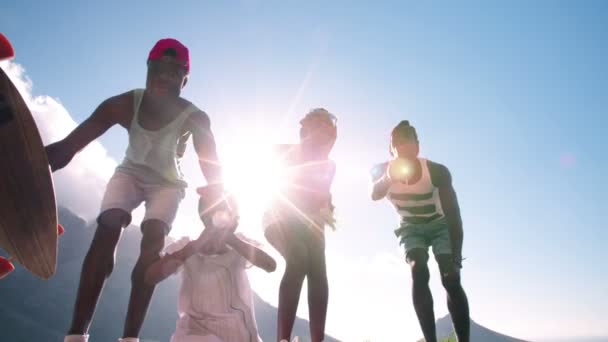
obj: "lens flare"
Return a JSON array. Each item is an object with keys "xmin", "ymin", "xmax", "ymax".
[
  {"xmin": 388, "ymin": 158, "xmax": 413, "ymax": 182},
  {"xmin": 222, "ymin": 142, "xmax": 287, "ymax": 225},
  {"xmin": 211, "ymin": 210, "xmax": 235, "ymax": 229}
]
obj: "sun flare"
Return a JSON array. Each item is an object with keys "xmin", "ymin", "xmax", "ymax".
[{"xmin": 220, "ymin": 140, "xmax": 287, "ymax": 226}]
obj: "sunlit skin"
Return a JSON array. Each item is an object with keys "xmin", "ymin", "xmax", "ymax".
[
  {"xmin": 371, "ymin": 123, "xmax": 470, "ymax": 342},
  {"xmin": 44, "ymin": 47, "xmax": 225, "ymax": 340}
]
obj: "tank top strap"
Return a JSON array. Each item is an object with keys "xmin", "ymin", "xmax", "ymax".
[
  {"xmin": 170, "ymin": 103, "xmax": 200, "ymax": 132},
  {"xmin": 418, "ymin": 158, "xmax": 430, "ymax": 180},
  {"xmin": 131, "ymin": 89, "xmax": 145, "ymax": 130}
]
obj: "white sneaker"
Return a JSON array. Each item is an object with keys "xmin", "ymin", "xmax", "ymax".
[{"xmin": 64, "ymin": 335, "xmax": 89, "ymax": 342}]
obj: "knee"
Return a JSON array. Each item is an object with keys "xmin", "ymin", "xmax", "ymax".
[
  {"xmin": 441, "ymin": 274, "xmax": 462, "ymax": 293},
  {"xmin": 307, "ymin": 258, "xmax": 327, "ymax": 283},
  {"xmin": 140, "ymin": 219, "xmax": 167, "ymax": 254},
  {"xmin": 284, "ymin": 260, "xmax": 308, "ymax": 281},
  {"xmin": 98, "ymin": 208, "xmax": 131, "ymax": 229},
  {"xmin": 131, "ymin": 221, "xmax": 166, "ymax": 280}
]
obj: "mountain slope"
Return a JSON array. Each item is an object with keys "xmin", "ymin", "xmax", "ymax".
[
  {"xmin": 415, "ymin": 314, "xmax": 529, "ymax": 342},
  {"xmin": 0, "ymin": 207, "xmax": 340, "ymax": 342}
]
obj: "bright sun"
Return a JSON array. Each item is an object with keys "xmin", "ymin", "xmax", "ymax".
[{"xmin": 220, "ymin": 141, "xmax": 286, "ymax": 226}]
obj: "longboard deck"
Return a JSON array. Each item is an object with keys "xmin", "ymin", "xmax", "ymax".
[{"xmin": 0, "ymin": 65, "xmax": 58, "ymax": 279}]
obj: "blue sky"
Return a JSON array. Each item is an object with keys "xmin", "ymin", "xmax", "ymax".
[{"xmin": 2, "ymin": 1, "xmax": 607, "ymax": 340}]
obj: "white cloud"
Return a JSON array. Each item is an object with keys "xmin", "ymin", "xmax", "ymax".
[{"xmin": 0, "ymin": 60, "xmax": 132, "ymax": 223}]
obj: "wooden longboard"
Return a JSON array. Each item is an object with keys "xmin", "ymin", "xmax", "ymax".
[{"xmin": 0, "ymin": 61, "xmax": 58, "ymax": 279}]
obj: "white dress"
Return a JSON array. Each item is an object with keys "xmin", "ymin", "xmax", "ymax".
[{"xmin": 165, "ymin": 234, "xmax": 263, "ymax": 342}]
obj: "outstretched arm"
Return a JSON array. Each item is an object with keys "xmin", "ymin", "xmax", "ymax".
[
  {"xmin": 226, "ymin": 234, "xmax": 277, "ymax": 272},
  {"xmin": 370, "ymin": 162, "xmax": 392, "ymax": 201},
  {"xmin": 144, "ymin": 230, "xmax": 219, "ymax": 285},
  {"xmin": 45, "ymin": 93, "xmax": 127, "ymax": 171},
  {"xmin": 144, "ymin": 241, "xmax": 197, "ymax": 285},
  {"xmin": 189, "ymin": 111, "xmax": 223, "ymax": 185},
  {"xmin": 430, "ymin": 161, "xmax": 464, "ymax": 268}
]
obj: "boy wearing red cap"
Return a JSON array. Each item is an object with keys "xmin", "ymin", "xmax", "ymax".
[{"xmin": 45, "ymin": 38, "xmax": 228, "ymax": 342}]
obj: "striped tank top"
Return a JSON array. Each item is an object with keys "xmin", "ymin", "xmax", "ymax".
[{"xmin": 386, "ymin": 158, "xmax": 445, "ymax": 226}]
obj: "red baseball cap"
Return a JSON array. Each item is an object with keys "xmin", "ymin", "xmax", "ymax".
[
  {"xmin": 148, "ymin": 38, "xmax": 190, "ymax": 73},
  {"xmin": 0, "ymin": 33, "xmax": 15, "ymax": 60}
]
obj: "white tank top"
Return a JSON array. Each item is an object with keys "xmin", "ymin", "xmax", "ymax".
[
  {"xmin": 386, "ymin": 158, "xmax": 445, "ymax": 226},
  {"xmin": 119, "ymin": 89, "xmax": 198, "ymax": 186}
]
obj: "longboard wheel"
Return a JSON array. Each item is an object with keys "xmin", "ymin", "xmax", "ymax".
[
  {"xmin": 0, "ymin": 33, "xmax": 15, "ymax": 60},
  {"xmin": 0, "ymin": 256, "xmax": 15, "ymax": 279},
  {"xmin": 57, "ymin": 223, "xmax": 65, "ymax": 236}
]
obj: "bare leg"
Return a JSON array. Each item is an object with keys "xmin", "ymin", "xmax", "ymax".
[
  {"xmin": 437, "ymin": 254, "xmax": 470, "ymax": 342},
  {"xmin": 277, "ymin": 261, "xmax": 307, "ymax": 341},
  {"xmin": 67, "ymin": 209, "xmax": 127, "ymax": 335},
  {"xmin": 267, "ymin": 224, "xmax": 309, "ymax": 342},
  {"xmin": 122, "ymin": 220, "xmax": 166, "ymax": 338},
  {"xmin": 408, "ymin": 249, "xmax": 436, "ymax": 342},
  {"xmin": 307, "ymin": 228, "xmax": 328, "ymax": 342}
]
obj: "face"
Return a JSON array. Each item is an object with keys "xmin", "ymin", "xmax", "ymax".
[
  {"xmin": 199, "ymin": 230, "xmax": 230, "ymax": 255},
  {"xmin": 390, "ymin": 134, "xmax": 419, "ymax": 159},
  {"xmin": 299, "ymin": 116, "xmax": 337, "ymax": 150},
  {"xmin": 146, "ymin": 56, "xmax": 188, "ymax": 97}
]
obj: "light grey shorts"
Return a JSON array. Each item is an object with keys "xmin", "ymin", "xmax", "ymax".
[{"xmin": 99, "ymin": 169, "xmax": 185, "ymax": 234}]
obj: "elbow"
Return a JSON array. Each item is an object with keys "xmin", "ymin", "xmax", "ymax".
[
  {"xmin": 264, "ymin": 258, "xmax": 277, "ymax": 273},
  {"xmin": 371, "ymin": 193, "xmax": 382, "ymax": 201}
]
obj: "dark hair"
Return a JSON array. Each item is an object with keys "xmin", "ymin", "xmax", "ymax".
[
  {"xmin": 391, "ymin": 120, "xmax": 418, "ymax": 140},
  {"xmin": 390, "ymin": 120, "xmax": 418, "ymax": 155}
]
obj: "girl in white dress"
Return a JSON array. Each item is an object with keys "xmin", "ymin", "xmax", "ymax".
[{"xmin": 145, "ymin": 186, "xmax": 276, "ymax": 342}]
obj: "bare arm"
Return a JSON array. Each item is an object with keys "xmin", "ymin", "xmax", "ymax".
[
  {"xmin": 370, "ymin": 162, "xmax": 392, "ymax": 201},
  {"xmin": 226, "ymin": 234, "xmax": 277, "ymax": 272},
  {"xmin": 144, "ymin": 241, "xmax": 197, "ymax": 285},
  {"xmin": 189, "ymin": 111, "xmax": 223, "ymax": 185},
  {"xmin": 45, "ymin": 93, "xmax": 128, "ymax": 171},
  {"xmin": 430, "ymin": 161, "xmax": 464, "ymax": 268},
  {"xmin": 144, "ymin": 230, "xmax": 219, "ymax": 285}
]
